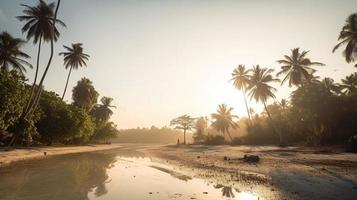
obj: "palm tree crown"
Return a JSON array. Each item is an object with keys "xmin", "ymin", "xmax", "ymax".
[
  {"xmin": 91, "ymin": 97, "xmax": 116, "ymax": 125},
  {"xmin": 341, "ymin": 73, "xmax": 357, "ymax": 95},
  {"xmin": 321, "ymin": 77, "xmax": 341, "ymax": 94},
  {"xmin": 0, "ymin": 32, "xmax": 32, "ymax": 74},
  {"xmin": 230, "ymin": 65, "xmax": 251, "ymax": 90},
  {"xmin": 211, "ymin": 104, "xmax": 238, "ymax": 140},
  {"xmin": 17, "ymin": 0, "xmax": 66, "ymax": 43},
  {"xmin": 59, "ymin": 43, "xmax": 89, "ymax": 70},
  {"xmin": 333, "ymin": 13, "xmax": 357, "ymax": 67},
  {"xmin": 248, "ymin": 65, "xmax": 280, "ymax": 103},
  {"xmin": 277, "ymin": 48, "xmax": 325, "ymax": 87}
]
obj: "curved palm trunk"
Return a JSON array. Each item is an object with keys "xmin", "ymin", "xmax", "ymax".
[
  {"xmin": 25, "ymin": 0, "xmax": 61, "ymax": 117},
  {"xmin": 183, "ymin": 129, "xmax": 186, "ymax": 144},
  {"xmin": 61, "ymin": 66, "xmax": 73, "ymax": 100},
  {"xmin": 263, "ymin": 101, "xmax": 283, "ymax": 145},
  {"xmin": 243, "ymin": 92, "xmax": 252, "ymax": 123},
  {"xmin": 24, "ymin": 36, "xmax": 42, "ymax": 114}
]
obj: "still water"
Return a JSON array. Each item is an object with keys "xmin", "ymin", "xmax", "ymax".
[{"xmin": 0, "ymin": 149, "xmax": 260, "ymax": 200}]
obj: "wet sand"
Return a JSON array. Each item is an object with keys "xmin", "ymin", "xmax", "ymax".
[
  {"xmin": 0, "ymin": 144, "xmax": 122, "ymax": 167},
  {"xmin": 143, "ymin": 144, "xmax": 357, "ymax": 199}
]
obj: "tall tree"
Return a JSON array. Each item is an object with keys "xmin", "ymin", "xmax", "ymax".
[
  {"xmin": 72, "ymin": 78, "xmax": 99, "ymax": 112},
  {"xmin": 17, "ymin": 0, "xmax": 65, "ymax": 114},
  {"xmin": 341, "ymin": 73, "xmax": 357, "ymax": 96},
  {"xmin": 0, "ymin": 32, "xmax": 32, "ymax": 74},
  {"xmin": 211, "ymin": 104, "xmax": 238, "ymax": 141},
  {"xmin": 26, "ymin": 0, "xmax": 64, "ymax": 117},
  {"xmin": 230, "ymin": 65, "xmax": 252, "ymax": 122},
  {"xmin": 170, "ymin": 115, "xmax": 195, "ymax": 144},
  {"xmin": 91, "ymin": 97, "xmax": 116, "ymax": 126},
  {"xmin": 276, "ymin": 48, "xmax": 324, "ymax": 87},
  {"xmin": 59, "ymin": 43, "xmax": 90, "ymax": 100},
  {"xmin": 247, "ymin": 65, "xmax": 283, "ymax": 144},
  {"xmin": 333, "ymin": 13, "xmax": 357, "ymax": 67}
]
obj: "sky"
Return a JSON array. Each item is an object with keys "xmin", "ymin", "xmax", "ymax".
[{"xmin": 1, "ymin": 0, "xmax": 356, "ymax": 129}]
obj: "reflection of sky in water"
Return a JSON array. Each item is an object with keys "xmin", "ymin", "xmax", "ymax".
[
  {"xmin": 0, "ymin": 151, "xmax": 260, "ymax": 200},
  {"xmin": 88, "ymin": 155, "xmax": 259, "ymax": 200}
]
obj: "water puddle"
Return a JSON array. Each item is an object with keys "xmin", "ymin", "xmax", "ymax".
[{"xmin": 0, "ymin": 150, "xmax": 263, "ymax": 200}]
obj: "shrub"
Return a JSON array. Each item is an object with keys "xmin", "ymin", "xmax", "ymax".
[{"xmin": 204, "ymin": 135, "xmax": 225, "ymax": 145}]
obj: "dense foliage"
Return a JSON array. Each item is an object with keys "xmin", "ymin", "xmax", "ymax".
[{"xmin": 0, "ymin": 69, "xmax": 118, "ymax": 146}]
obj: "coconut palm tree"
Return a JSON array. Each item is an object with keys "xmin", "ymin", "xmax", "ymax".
[
  {"xmin": 170, "ymin": 115, "xmax": 195, "ymax": 144},
  {"xmin": 91, "ymin": 97, "xmax": 116, "ymax": 125},
  {"xmin": 340, "ymin": 73, "xmax": 357, "ymax": 96},
  {"xmin": 276, "ymin": 48, "xmax": 325, "ymax": 87},
  {"xmin": 230, "ymin": 65, "xmax": 252, "ymax": 122},
  {"xmin": 247, "ymin": 65, "xmax": 283, "ymax": 144},
  {"xmin": 17, "ymin": 0, "xmax": 65, "ymax": 113},
  {"xmin": 211, "ymin": 104, "xmax": 238, "ymax": 141},
  {"xmin": 321, "ymin": 77, "xmax": 341, "ymax": 95},
  {"xmin": 59, "ymin": 43, "xmax": 90, "ymax": 100},
  {"xmin": 333, "ymin": 13, "xmax": 357, "ymax": 67},
  {"xmin": 0, "ymin": 32, "xmax": 32, "ymax": 74}
]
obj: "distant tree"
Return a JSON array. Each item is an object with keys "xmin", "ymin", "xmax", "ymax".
[
  {"xmin": 0, "ymin": 32, "xmax": 32, "ymax": 74},
  {"xmin": 276, "ymin": 48, "xmax": 324, "ymax": 87},
  {"xmin": 333, "ymin": 13, "xmax": 357, "ymax": 67},
  {"xmin": 247, "ymin": 65, "xmax": 283, "ymax": 144},
  {"xmin": 193, "ymin": 116, "xmax": 208, "ymax": 144},
  {"xmin": 340, "ymin": 73, "xmax": 357, "ymax": 96},
  {"xmin": 72, "ymin": 78, "xmax": 99, "ymax": 112},
  {"xmin": 211, "ymin": 104, "xmax": 238, "ymax": 141},
  {"xmin": 59, "ymin": 43, "xmax": 90, "ymax": 100},
  {"xmin": 230, "ymin": 65, "xmax": 252, "ymax": 122},
  {"xmin": 17, "ymin": 0, "xmax": 65, "ymax": 114},
  {"xmin": 170, "ymin": 115, "xmax": 195, "ymax": 144},
  {"xmin": 91, "ymin": 97, "xmax": 116, "ymax": 126}
]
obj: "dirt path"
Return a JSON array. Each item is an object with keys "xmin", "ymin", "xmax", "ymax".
[{"xmin": 0, "ymin": 144, "xmax": 122, "ymax": 167}]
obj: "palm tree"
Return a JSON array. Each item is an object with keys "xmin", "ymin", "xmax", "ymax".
[
  {"xmin": 230, "ymin": 65, "xmax": 252, "ymax": 122},
  {"xmin": 340, "ymin": 73, "xmax": 357, "ymax": 95},
  {"xmin": 211, "ymin": 104, "xmax": 239, "ymax": 141},
  {"xmin": 247, "ymin": 65, "xmax": 283, "ymax": 144},
  {"xmin": 276, "ymin": 48, "xmax": 325, "ymax": 87},
  {"xmin": 72, "ymin": 77, "xmax": 99, "ymax": 111},
  {"xmin": 0, "ymin": 32, "xmax": 32, "ymax": 74},
  {"xmin": 91, "ymin": 97, "xmax": 116, "ymax": 125},
  {"xmin": 59, "ymin": 43, "xmax": 90, "ymax": 100},
  {"xmin": 321, "ymin": 77, "xmax": 341, "ymax": 94},
  {"xmin": 17, "ymin": 0, "xmax": 65, "ymax": 114},
  {"xmin": 170, "ymin": 115, "xmax": 195, "ymax": 144},
  {"xmin": 333, "ymin": 13, "xmax": 357, "ymax": 67}
]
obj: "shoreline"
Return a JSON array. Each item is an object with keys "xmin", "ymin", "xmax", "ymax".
[{"xmin": 0, "ymin": 144, "xmax": 122, "ymax": 168}]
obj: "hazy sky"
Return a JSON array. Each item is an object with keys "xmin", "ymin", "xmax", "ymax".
[{"xmin": 1, "ymin": 0, "xmax": 356, "ymax": 129}]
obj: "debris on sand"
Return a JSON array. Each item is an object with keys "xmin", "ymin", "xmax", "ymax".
[{"xmin": 242, "ymin": 155, "xmax": 260, "ymax": 163}]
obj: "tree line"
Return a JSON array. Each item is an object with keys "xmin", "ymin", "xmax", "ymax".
[
  {"xmin": 171, "ymin": 13, "xmax": 357, "ymax": 149},
  {"xmin": 0, "ymin": 0, "xmax": 118, "ymax": 146}
]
